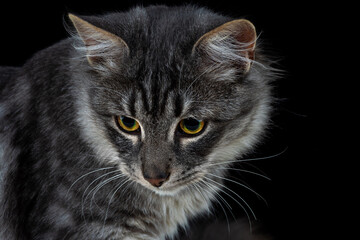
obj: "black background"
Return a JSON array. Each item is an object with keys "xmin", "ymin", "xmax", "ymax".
[{"xmin": 1, "ymin": 1, "xmax": 333, "ymax": 239}]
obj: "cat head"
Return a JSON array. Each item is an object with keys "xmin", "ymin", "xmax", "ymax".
[{"xmin": 68, "ymin": 6, "xmax": 272, "ymax": 196}]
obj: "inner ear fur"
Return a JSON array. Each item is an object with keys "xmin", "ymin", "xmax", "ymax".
[
  {"xmin": 192, "ymin": 19, "xmax": 257, "ymax": 73},
  {"xmin": 68, "ymin": 13, "xmax": 129, "ymax": 69}
]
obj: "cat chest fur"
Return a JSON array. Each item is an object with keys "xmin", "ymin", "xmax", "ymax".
[{"xmin": 121, "ymin": 188, "xmax": 213, "ymax": 239}]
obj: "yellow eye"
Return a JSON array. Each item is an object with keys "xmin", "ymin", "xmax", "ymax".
[
  {"xmin": 179, "ymin": 118, "xmax": 205, "ymax": 135},
  {"xmin": 117, "ymin": 116, "xmax": 140, "ymax": 133}
]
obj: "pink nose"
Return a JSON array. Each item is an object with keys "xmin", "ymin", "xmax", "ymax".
[
  {"xmin": 145, "ymin": 178, "xmax": 167, "ymax": 187},
  {"xmin": 143, "ymin": 172, "xmax": 170, "ymax": 188}
]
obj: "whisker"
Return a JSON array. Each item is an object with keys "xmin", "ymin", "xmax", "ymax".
[
  {"xmin": 205, "ymin": 179, "xmax": 253, "ymax": 233},
  {"xmin": 203, "ymin": 176, "xmax": 255, "ymax": 226},
  {"xmin": 81, "ymin": 170, "xmax": 121, "ymax": 221},
  {"xmin": 119, "ymin": 179, "xmax": 134, "ymax": 197},
  {"xmin": 198, "ymin": 180, "xmax": 232, "ymax": 234},
  {"xmin": 201, "ymin": 179, "xmax": 233, "ymax": 211},
  {"xmin": 220, "ymin": 167, "xmax": 271, "ymax": 180},
  {"xmin": 207, "ymin": 147, "xmax": 288, "ymax": 167},
  {"xmin": 66, "ymin": 167, "xmax": 116, "ymax": 197},
  {"xmin": 89, "ymin": 173, "xmax": 125, "ymax": 212},
  {"xmin": 102, "ymin": 177, "xmax": 132, "ymax": 234},
  {"xmin": 191, "ymin": 181, "xmax": 208, "ymax": 204},
  {"xmin": 227, "ymin": 174, "xmax": 268, "ymax": 206},
  {"xmin": 206, "ymin": 173, "xmax": 266, "ymax": 204},
  {"xmin": 238, "ymin": 162, "xmax": 270, "ymax": 178},
  {"xmin": 191, "ymin": 180, "xmax": 220, "ymax": 218}
]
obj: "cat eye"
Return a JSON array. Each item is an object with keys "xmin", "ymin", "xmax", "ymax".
[
  {"xmin": 179, "ymin": 118, "xmax": 205, "ymax": 135},
  {"xmin": 116, "ymin": 116, "xmax": 140, "ymax": 133}
]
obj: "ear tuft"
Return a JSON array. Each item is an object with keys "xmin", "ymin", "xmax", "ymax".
[
  {"xmin": 68, "ymin": 13, "xmax": 129, "ymax": 71},
  {"xmin": 193, "ymin": 19, "xmax": 257, "ymax": 74}
]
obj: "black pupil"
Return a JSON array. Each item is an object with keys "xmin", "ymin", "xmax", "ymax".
[
  {"xmin": 184, "ymin": 118, "xmax": 200, "ymax": 131},
  {"xmin": 121, "ymin": 116, "xmax": 135, "ymax": 128}
]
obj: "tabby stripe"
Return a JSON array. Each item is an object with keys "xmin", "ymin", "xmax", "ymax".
[
  {"xmin": 129, "ymin": 89, "xmax": 136, "ymax": 116},
  {"xmin": 174, "ymin": 93, "xmax": 183, "ymax": 118},
  {"xmin": 159, "ymin": 70, "xmax": 177, "ymax": 116},
  {"xmin": 138, "ymin": 81, "xmax": 149, "ymax": 113},
  {"xmin": 150, "ymin": 74, "xmax": 159, "ymax": 116},
  {"xmin": 136, "ymin": 61, "xmax": 150, "ymax": 113}
]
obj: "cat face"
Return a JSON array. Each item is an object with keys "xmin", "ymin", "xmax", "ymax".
[{"xmin": 69, "ymin": 10, "xmax": 271, "ymax": 195}]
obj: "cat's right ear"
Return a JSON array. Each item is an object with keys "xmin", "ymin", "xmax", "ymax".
[
  {"xmin": 192, "ymin": 19, "xmax": 257, "ymax": 75},
  {"xmin": 68, "ymin": 14, "xmax": 129, "ymax": 70}
]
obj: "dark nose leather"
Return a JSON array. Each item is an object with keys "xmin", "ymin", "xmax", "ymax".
[{"xmin": 143, "ymin": 171, "xmax": 170, "ymax": 188}]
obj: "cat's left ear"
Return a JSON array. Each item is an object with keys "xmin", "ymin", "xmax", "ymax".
[
  {"xmin": 68, "ymin": 14, "xmax": 129, "ymax": 70},
  {"xmin": 192, "ymin": 19, "xmax": 257, "ymax": 74}
]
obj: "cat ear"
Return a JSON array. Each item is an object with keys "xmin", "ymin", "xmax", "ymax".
[
  {"xmin": 192, "ymin": 19, "xmax": 257, "ymax": 74},
  {"xmin": 68, "ymin": 14, "xmax": 129, "ymax": 70}
]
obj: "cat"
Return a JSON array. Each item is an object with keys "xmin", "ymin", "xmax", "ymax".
[{"xmin": 0, "ymin": 5, "xmax": 276, "ymax": 240}]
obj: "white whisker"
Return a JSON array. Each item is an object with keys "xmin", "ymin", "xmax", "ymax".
[
  {"xmin": 240, "ymin": 162, "xmax": 269, "ymax": 178},
  {"xmin": 81, "ymin": 170, "xmax": 121, "ymax": 221},
  {"xmin": 200, "ymin": 179, "xmax": 232, "ymax": 211},
  {"xmin": 206, "ymin": 173, "xmax": 267, "ymax": 204},
  {"xmin": 203, "ymin": 176, "xmax": 255, "ymax": 229},
  {"xmin": 220, "ymin": 167, "xmax": 271, "ymax": 180},
  {"xmin": 191, "ymin": 181, "xmax": 208, "ymax": 204},
  {"xmin": 89, "ymin": 173, "xmax": 125, "ymax": 212},
  {"xmin": 102, "ymin": 178, "xmax": 132, "ymax": 235},
  {"xmin": 66, "ymin": 167, "xmax": 116, "ymax": 197},
  {"xmin": 198, "ymin": 180, "xmax": 232, "ymax": 234},
  {"xmin": 207, "ymin": 147, "xmax": 288, "ymax": 167}
]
